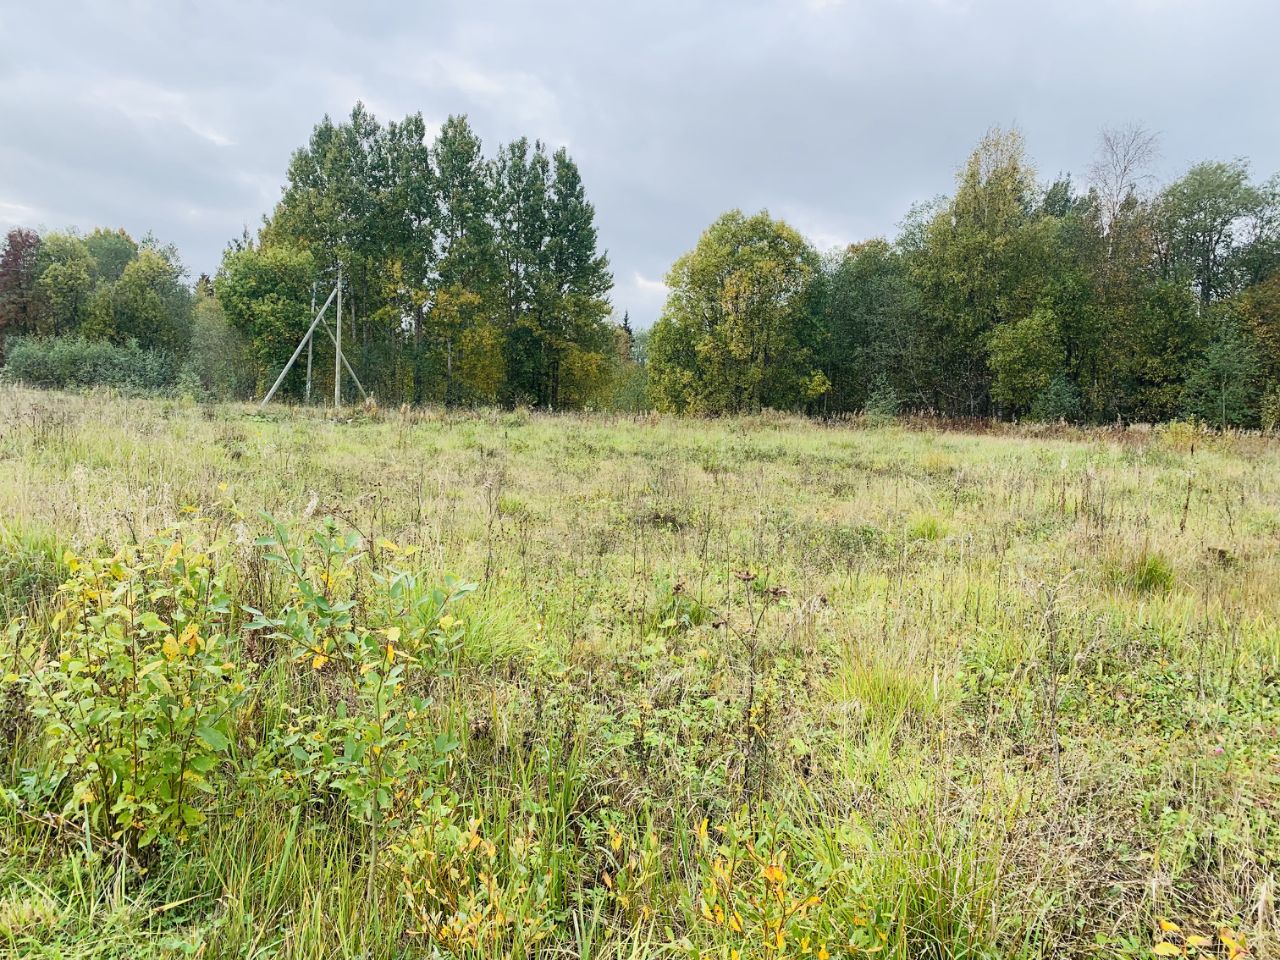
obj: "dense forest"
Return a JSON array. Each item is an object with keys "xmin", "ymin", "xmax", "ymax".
[{"xmin": 1, "ymin": 111, "xmax": 1277, "ymax": 426}]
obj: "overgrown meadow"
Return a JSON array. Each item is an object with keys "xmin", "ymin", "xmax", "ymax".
[{"xmin": 1, "ymin": 385, "xmax": 1277, "ymax": 959}]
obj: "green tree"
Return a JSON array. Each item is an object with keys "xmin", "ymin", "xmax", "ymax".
[
  {"xmin": 1239, "ymin": 270, "xmax": 1280, "ymax": 382},
  {"xmin": 987, "ymin": 307, "xmax": 1066, "ymax": 415},
  {"xmin": 428, "ymin": 116, "xmax": 501, "ymax": 404},
  {"xmin": 817, "ymin": 239, "xmax": 923, "ymax": 412},
  {"xmin": 215, "ymin": 243, "xmax": 317, "ymax": 396},
  {"xmin": 648, "ymin": 210, "xmax": 825, "ymax": 414},
  {"xmin": 183, "ymin": 291, "xmax": 249, "ymax": 399},
  {"xmin": 541, "ymin": 147, "xmax": 613, "ymax": 406},
  {"xmin": 1180, "ymin": 317, "xmax": 1261, "ymax": 427},
  {"xmin": 909, "ymin": 128, "xmax": 1050, "ymax": 414},
  {"xmin": 271, "ymin": 103, "xmax": 382, "ymax": 278},
  {"xmin": 80, "ymin": 280, "xmax": 117, "ymax": 341},
  {"xmin": 1155, "ymin": 161, "xmax": 1269, "ymax": 308},
  {"xmin": 110, "ymin": 248, "xmax": 194, "ymax": 354},
  {"xmin": 36, "ymin": 233, "xmax": 95, "ymax": 335},
  {"xmin": 493, "ymin": 137, "xmax": 551, "ymax": 405},
  {"xmin": 267, "ymin": 102, "xmax": 410, "ymax": 394},
  {"xmin": 603, "ymin": 320, "xmax": 649, "ymax": 412},
  {"xmin": 1127, "ymin": 280, "xmax": 1206, "ymax": 420},
  {"xmin": 85, "ymin": 228, "xmax": 139, "ymax": 282}
]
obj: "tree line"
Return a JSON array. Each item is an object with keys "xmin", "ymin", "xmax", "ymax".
[
  {"xmin": 2, "ymin": 118, "xmax": 1278, "ymax": 426},
  {"xmin": 0, "ymin": 227, "xmax": 194, "ymax": 354},
  {"xmin": 0, "ymin": 103, "xmax": 620, "ymax": 407},
  {"xmin": 0, "ymin": 224, "xmax": 249, "ymax": 395},
  {"xmin": 651, "ymin": 126, "xmax": 1280, "ymax": 427},
  {"xmin": 218, "ymin": 104, "xmax": 616, "ymax": 408}
]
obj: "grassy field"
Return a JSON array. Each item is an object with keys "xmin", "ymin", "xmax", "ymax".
[{"xmin": 0, "ymin": 385, "xmax": 1277, "ymax": 959}]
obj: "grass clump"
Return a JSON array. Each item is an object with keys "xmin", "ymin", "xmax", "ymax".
[
  {"xmin": 1109, "ymin": 548, "xmax": 1177, "ymax": 593},
  {"xmin": 907, "ymin": 512, "xmax": 948, "ymax": 542}
]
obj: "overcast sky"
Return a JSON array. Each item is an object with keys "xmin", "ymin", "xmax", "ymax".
[{"xmin": 1, "ymin": 0, "xmax": 1277, "ymax": 326}]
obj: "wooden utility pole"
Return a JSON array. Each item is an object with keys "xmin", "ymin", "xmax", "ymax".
[
  {"xmin": 258, "ymin": 286, "xmax": 338, "ymax": 410},
  {"xmin": 305, "ymin": 283, "xmax": 315, "ymax": 404},
  {"xmin": 334, "ymin": 264, "xmax": 343, "ymax": 409},
  {"xmin": 258, "ymin": 265, "xmax": 370, "ymax": 412}
]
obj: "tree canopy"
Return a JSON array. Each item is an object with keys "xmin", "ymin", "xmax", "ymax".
[
  {"xmin": 228, "ymin": 104, "xmax": 616, "ymax": 407},
  {"xmin": 644, "ymin": 125, "xmax": 1278, "ymax": 426},
  {"xmin": 648, "ymin": 210, "xmax": 826, "ymax": 414}
]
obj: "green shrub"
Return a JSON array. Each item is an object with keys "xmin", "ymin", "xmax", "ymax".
[
  {"xmin": 21, "ymin": 531, "xmax": 246, "ymax": 854},
  {"xmin": 245, "ymin": 521, "xmax": 470, "ymax": 830},
  {"xmin": 1030, "ymin": 374, "xmax": 1082, "ymax": 423},
  {"xmin": 179, "ymin": 295, "xmax": 252, "ymax": 400},
  {"xmin": 1, "ymin": 335, "xmax": 180, "ymax": 394}
]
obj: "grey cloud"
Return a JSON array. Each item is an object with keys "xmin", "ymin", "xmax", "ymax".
[{"xmin": 1, "ymin": 0, "xmax": 1276, "ymax": 320}]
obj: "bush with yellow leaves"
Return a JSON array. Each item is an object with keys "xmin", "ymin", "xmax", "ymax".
[
  {"xmin": 394, "ymin": 791, "xmax": 556, "ymax": 956},
  {"xmin": 18, "ymin": 527, "xmax": 246, "ymax": 856},
  {"xmin": 693, "ymin": 810, "xmax": 891, "ymax": 960},
  {"xmin": 243, "ymin": 519, "xmax": 474, "ymax": 912}
]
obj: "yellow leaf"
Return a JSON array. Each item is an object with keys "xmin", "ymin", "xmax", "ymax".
[
  {"xmin": 386, "ymin": 643, "xmax": 395, "ymax": 664},
  {"xmin": 312, "ymin": 654, "xmax": 329, "ymax": 670},
  {"xmin": 180, "ymin": 622, "xmax": 200, "ymax": 655},
  {"xmin": 1220, "ymin": 929, "xmax": 1246, "ymax": 958},
  {"xmin": 1159, "ymin": 919, "xmax": 1182, "ymax": 933},
  {"xmin": 386, "ymin": 626, "xmax": 401, "ymax": 645},
  {"xmin": 162, "ymin": 635, "xmax": 181, "ymax": 661},
  {"xmin": 1153, "ymin": 943, "xmax": 1183, "ymax": 957}
]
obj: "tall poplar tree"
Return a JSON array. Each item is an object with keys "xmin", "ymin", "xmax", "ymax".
[
  {"xmin": 428, "ymin": 115, "xmax": 502, "ymax": 403},
  {"xmin": 493, "ymin": 138, "xmax": 551, "ymax": 404},
  {"xmin": 542, "ymin": 148, "xmax": 613, "ymax": 406}
]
